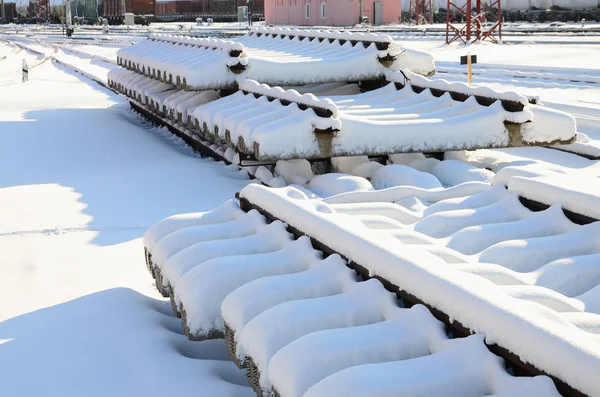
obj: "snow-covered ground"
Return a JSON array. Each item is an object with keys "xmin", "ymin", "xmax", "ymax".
[
  {"xmin": 1, "ymin": 25, "xmax": 600, "ymax": 396},
  {"xmin": 0, "ymin": 59, "xmax": 255, "ymax": 396}
]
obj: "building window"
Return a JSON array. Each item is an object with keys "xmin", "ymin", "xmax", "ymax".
[
  {"xmin": 305, "ymin": 3, "xmax": 310, "ymax": 19},
  {"xmin": 320, "ymin": 2, "xmax": 326, "ymax": 18}
]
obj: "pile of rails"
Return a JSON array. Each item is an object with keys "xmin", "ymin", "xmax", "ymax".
[
  {"xmin": 114, "ymin": 23, "xmax": 597, "ymax": 397},
  {"xmin": 108, "ymin": 26, "xmax": 577, "ymax": 162},
  {"xmin": 115, "ymin": 27, "xmax": 435, "ymax": 90},
  {"xmin": 143, "ymin": 155, "xmax": 600, "ymax": 397},
  {"xmin": 192, "ymin": 73, "xmax": 576, "ymax": 161}
]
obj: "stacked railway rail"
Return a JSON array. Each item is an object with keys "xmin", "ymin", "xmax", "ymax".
[
  {"xmin": 5, "ymin": 30, "xmax": 600, "ymax": 396},
  {"xmin": 119, "ymin": 28, "xmax": 597, "ymax": 397},
  {"xmin": 143, "ymin": 156, "xmax": 600, "ymax": 397}
]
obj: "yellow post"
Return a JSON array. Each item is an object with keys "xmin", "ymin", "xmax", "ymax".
[{"xmin": 467, "ymin": 52, "xmax": 473, "ymax": 84}]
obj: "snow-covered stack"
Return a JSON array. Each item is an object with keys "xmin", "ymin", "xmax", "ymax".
[
  {"xmin": 141, "ymin": 179, "xmax": 576, "ymax": 396},
  {"xmin": 116, "ymin": 28, "xmax": 434, "ymax": 91},
  {"xmin": 237, "ymin": 181, "xmax": 600, "ymax": 397},
  {"xmin": 234, "ymin": 27, "xmax": 434, "ymax": 84},
  {"xmin": 107, "ymin": 68, "xmax": 219, "ymax": 124},
  {"xmin": 189, "ymin": 79, "xmax": 341, "ymax": 160},
  {"xmin": 190, "ymin": 72, "xmax": 576, "ymax": 161},
  {"xmin": 116, "ymin": 33, "xmax": 246, "ymax": 90}
]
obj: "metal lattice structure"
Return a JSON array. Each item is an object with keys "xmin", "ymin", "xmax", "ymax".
[
  {"xmin": 446, "ymin": 0, "xmax": 502, "ymax": 44},
  {"xmin": 32, "ymin": 0, "xmax": 49, "ymax": 23},
  {"xmin": 409, "ymin": 0, "xmax": 433, "ymax": 25}
]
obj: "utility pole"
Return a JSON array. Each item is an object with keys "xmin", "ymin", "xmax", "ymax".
[
  {"xmin": 65, "ymin": 0, "xmax": 72, "ymax": 27},
  {"xmin": 247, "ymin": 0, "xmax": 252, "ymax": 26},
  {"xmin": 358, "ymin": 0, "xmax": 363, "ymax": 23}
]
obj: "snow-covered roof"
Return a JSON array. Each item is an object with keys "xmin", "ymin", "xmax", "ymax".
[
  {"xmin": 189, "ymin": 78, "xmax": 576, "ymax": 161},
  {"xmin": 115, "ymin": 29, "xmax": 435, "ymax": 90}
]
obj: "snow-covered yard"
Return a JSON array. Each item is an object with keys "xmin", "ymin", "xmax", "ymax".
[
  {"xmin": 1, "ymin": 25, "xmax": 600, "ymax": 397},
  {"xmin": 0, "ymin": 60, "xmax": 254, "ymax": 396}
]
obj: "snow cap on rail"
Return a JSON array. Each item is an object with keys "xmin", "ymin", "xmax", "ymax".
[
  {"xmin": 148, "ymin": 33, "xmax": 245, "ymax": 54},
  {"xmin": 238, "ymin": 79, "xmax": 339, "ymax": 117},
  {"xmin": 249, "ymin": 26, "xmax": 394, "ymax": 45},
  {"xmin": 387, "ymin": 69, "xmax": 530, "ymax": 106},
  {"xmin": 509, "ymin": 174, "xmax": 600, "ymax": 221}
]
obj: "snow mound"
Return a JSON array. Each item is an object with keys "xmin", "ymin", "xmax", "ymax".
[
  {"xmin": 308, "ymin": 173, "xmax": 373, "ymax": 198},
  {"xmin": 370, "ymin": 164, "xmax": 442, "ymax": 190}
]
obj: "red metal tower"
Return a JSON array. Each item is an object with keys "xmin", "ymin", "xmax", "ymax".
[
  {"xmin": 446, "ymin": 0, "xmax": 502, "ymax": 44},
  {"xmin": 409, "ymin": 0, "xmax": 433, "ymax": 25},
  {"xmin": 31, "ymin": 0, "xmax": 49, "ymax": 23}
]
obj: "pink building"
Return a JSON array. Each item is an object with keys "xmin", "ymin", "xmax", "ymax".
[{"xmin": 264, "ymin": 0, "xmax": 401, "ymax": 26}]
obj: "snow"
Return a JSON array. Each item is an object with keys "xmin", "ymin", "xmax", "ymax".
[
  {"xmin": 143, "ymin": 199, "xmax": 243, "ymax": 253},
  {"xmin": 308, "ymin": 173, "xmax": 374, "ymax": 198},
  {"xmin": 522, "ymin": 104, "xmax": 578, "ymax": 144},
  {"xmin": 250, "ymin": 27, "xmax": 394, "ymax": 44},
  {"xmin": 303, "ymin": 335, "xmax": 562, "ymax": 397},
  {"xmin": 116, "ymin": 36, "xmax": 239, "ymax": 90},
  {"xmin": 269, "ymin": 304, "xmax": 447, "ymax": 397},
  {"xmin": 149, "ymin": 209, "xmax": 267, "ymax": 268},
  {"xmin": 191, "ymin": 90, "xmax": 341, "ymax": 160},
  {"xmin": 447, "ymin": 147, "xmax": 600, "ymax": 179},
  {"xmin": 331, "ymin": 156, "xmax": 384, "ymax": 179},
  {"xmin": 395, "ymin": 69, "xmax": 530, "ymax": 106},
  {"xmin": 274, "ymin": 159, "xmax": 314, "ymax": 184},
  {"xmin": 478, "ymin": 221, "xmax": 600, "ymax": 273},
  {"xmin": 161, "ymin": 221, "xmax": 293, "ymax": 308},
  {"xmin": 177, "ymin": 236, "xmax": 321, "ymax": 339},
  {"xmin": 4, "ymin": 26, "xmax": 600, "ymax": 397},
  {"xmin": 0, "ymin": 60, "xmax": 253, "ymax": 396},
  {"xmin": 237, "ymin": 28, "xmax": 434, "ymax": 85},
  {"xmin": 254, "ymin": 166, "xmax": 274, "ymax": 184},
  {"xmin": 238, "ymin": 184, "xmax": 600, "ymax": 395},
  {"xmin": 240, "ymin": 279, "xmax": 398, "ymax": 392},
  {"xmin": 322, "ymin": 180, "xmax": 491, "ymax": 204},
  {"xmin": 116, "ymin": 28, "xmax": 435, "ymax": 91},
  {"xmin": 430, "ymin": 160, "xmax": 495, "ymax": 186},
  {"xmin": 220, "ymin": 254, "xmax": 355, "ymax": 338},
  {"xmin": 392, "ymin": 48, "xmax": 436, "ymax": 77},
  {"xmin": 535, "ymin": 255, "xmax": 600, "ymax": 297},
  {"xmin": 239, "ymin": 79, "xmax": 339, "ymax": 116},
  {"xmin": 413, "ymin": 194, "xmax": 532, "ymax": 238},
  {"xmin": 370, "ymin": 164, "xmax": 443, "ymax": 190},
  {"xmin": 112, "ymin": 41, "xmax": 577, "ymax": 162},
  {"xmin": 388, "ymin": 152, "xmax": 426, "ymax": 165},
  {"xmin": 326, "ymin": 80, "xmax": 575, "ymax": 157},
  {"xmin": 508, "ymin": 174, "xmax": 600, "ymax": 220},
  {"xmin": 446, "ymin": 204, "xmax": 576, "ymax": 255}
]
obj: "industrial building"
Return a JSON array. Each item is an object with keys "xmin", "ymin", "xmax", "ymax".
[
  {"xmin": 101, "ymin": 0, "xmax": 263, "ymax": 22},
  {"xmin": 264, "ymin": 0, "xmax": 401, "ymax": 26}
]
